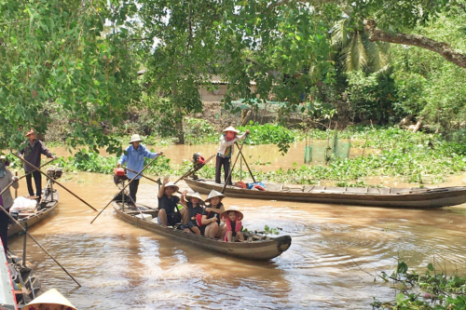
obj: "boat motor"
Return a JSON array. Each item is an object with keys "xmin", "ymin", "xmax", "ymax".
[
  {"xmin": 113, "ymin": 168, "xmax": 128, "ymax": 187},
  {"xmin": 46, "ymin": 167, "xmax": 63, "ymax": 180}
]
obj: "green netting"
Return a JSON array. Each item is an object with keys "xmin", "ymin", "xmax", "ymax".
[{"xmin": 304, "ymin": 136, "xmax": 351, "ymax": 164}]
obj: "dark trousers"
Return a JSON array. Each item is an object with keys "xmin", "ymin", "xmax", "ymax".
[
  {"xmin": 215, "ymin": 155, "xmax": 232, "ymax": 185},
  {"xmin": 129, "ymin": 179, "xmax": 140, "ymax": 203},
  {"xmin": 0, "ymin": 208, "xmax": 9, "ymax": 253},
  {"xmin": 26, "ymin": 171, "xmax": 42, "ymax": 199}
]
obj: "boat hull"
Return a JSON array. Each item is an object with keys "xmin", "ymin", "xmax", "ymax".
[
  {"xmin": 8, "ymin": 189, "xmax": 59, "ymax": 238},
  {"xmin": 113, "ymin": 202, "xmax": 291, "ymax": 261},
  {"xmin": 185, "ymin": 179, "xmax": 466, "ymax": 208}
]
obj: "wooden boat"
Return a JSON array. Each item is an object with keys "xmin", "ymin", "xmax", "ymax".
[
  {"xmin": 185, "ymin": 179, "xmax": 466, "ymax": 208},
  {"xmin": 113, "ymin": 201, "xmax": 292, "ymax": 260},
  {"xmin": 6, "ymin": 251, "xmax": 42, "ymax": 308},
  {"xmin": 0, "ymin": 237, "xmax": 41, "ymax": 309},
  {"xmin": 8, "ymin": 173, "xmax": 60, "ymax": 238}
]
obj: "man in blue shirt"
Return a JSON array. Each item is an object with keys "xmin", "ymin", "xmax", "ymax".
[{"xmin": 117, "ymin": 134, "xmax": 163, "ymax": 207}]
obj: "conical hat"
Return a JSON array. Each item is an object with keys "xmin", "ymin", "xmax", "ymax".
[
  {"xmin": 220, "ymin": 207, "xmax": 244, "ymax": 221},
  {"xmin": 205, "ymin": 190, "xmax": 225, "ymax": 202},
  {"xmin": 164, "ymin": 182, "xmax": 179, "ymax": 192},
  {"xmin": 222, "ymin": 126, "xmax": 239, "ymax": 134},
  {"xmin": 187, "ymin": 192, "xmax": 204, "ymax": 203},
  {"xmin": 23, "ymin": 288, "xmax": 77, "ymax": 310},
  {"xmin": 129, "ymin": 134, "xmax": 143, "ymax": 143}
]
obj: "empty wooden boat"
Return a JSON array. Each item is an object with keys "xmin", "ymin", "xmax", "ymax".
[{"xmin": 185, "ymin": 179, "xmax": 466, "ymax": 208}]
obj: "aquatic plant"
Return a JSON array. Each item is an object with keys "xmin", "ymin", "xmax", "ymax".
[{"xmin": 372, "ymin": 260, "xmax": 466, "ymax": 310}]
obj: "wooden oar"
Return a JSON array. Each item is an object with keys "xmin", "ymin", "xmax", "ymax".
[
  {"xmin": 221, "ymin": 138, "xmax": 247, "ymax": 193},
  {"xmin": 17, "ymin": 158, "xmax": 56, "ymax": 181},
  {"xmin": 91, "ymin": 155, "xmax": 160, "ymax": 224},
  {"xmin": 0, "ymin": 204, "xmax": 81, "ymax": 287},
  {"xmin": 174, "ymin": 154, "xmax": 215, "ymax": 184},
  {"xmin": 12, "ymin": 153, "xmax": 98, "ymax": 212},
  {"xmin": 234, "ymin": 142, "xmax": 256, "ymax": 183},
  {"xmin": 124, "ymin": 167, "xmax": 160, "ymax": 184}
]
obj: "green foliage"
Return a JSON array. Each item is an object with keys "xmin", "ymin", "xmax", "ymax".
[
  {"xmin": 239, "ymin": 122, "xmax": 297, "ymax": 154},
  {"xmin": 390, "ymin": 13, "xmax": 466, "ymax": 128},
  {"xmin": 373, "ymin": 260, "xmax": 466, "ymax": 310},
  {"xmin": 346, "ymin": 70, "xmax": 397, "ymax": 123},
  {"xmin": 0, "ymin": 0, "xmax": 140, "ymax": 153}
]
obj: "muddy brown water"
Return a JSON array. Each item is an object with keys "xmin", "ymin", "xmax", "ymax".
[
  {"xmin": 7, "ymin": 170, "xmax": 466, "ymax": 309},
  {"xmin": 49, "ymin": 141, "xmax": 381, "ymax": 173}
]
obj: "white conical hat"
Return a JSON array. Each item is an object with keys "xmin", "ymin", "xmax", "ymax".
[
  {"xmin": 222, "ymin": 126, "xmax": 239, "ymax": 134},
  {"xmin": 205, "ymin": 190, "xmax": 225, "ymax": 202},
  {"xmin": 221, "ymin": 207, "xmax": 244, "ymax": 221},
  {"xmin": 164, "ymin": 182, "xmax": 179, "ymax": 192},
  {"xmin": 187, "ymin": 192, "xmax": 204, "ymax": 203},
  {"xmin": 129, "ymin": 134, "xmax": 143, "ymax": 143},
  {"xmin": 23, "ymin": 288, "xmax": 77, "ymax": 310}
]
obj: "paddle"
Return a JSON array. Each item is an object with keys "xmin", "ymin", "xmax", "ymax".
[
  {"xmin": 221, "ymin": 137, "xmax": 248, "ymax": 193},
  {"xmin": 234, "ymin": 142, "xmax": 256, "ymax": 183},
  {"xmin": 174, "ymin": 154, "xmax": 215, "ymax": 184},
  {"xmin": 12, "ymin": 153, "xmax": 98, "ymax": 212},
  {"xmin": 91, "ymin": 155, "xmax": 160, "ymax": 224},
  {"xmin": 0, "ymin": 203, "xmax": 81, "ymax": 287}
]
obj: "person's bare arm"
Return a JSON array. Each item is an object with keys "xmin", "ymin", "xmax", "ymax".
[{"xmin": 158, "ymin": 176, "xmax": 170, "ymax": 198}]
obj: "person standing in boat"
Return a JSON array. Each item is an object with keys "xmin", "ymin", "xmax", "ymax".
[
  {"xmin": 157, "ymin": 176, "xmax": 188, "ymax": 226},
  {"xmin": 18, "ymin": 129, "xmax": 56, "ymax": 201},
  {"xmin": 0, "ymin": 156, "xmax": 19, "ymax": 253},
  {"xmin": 201, "ymin": 190, "xmax": 226, "ymax": 239},
  {"xmin": 117, "ymin": 134, "xmax": 163, "ymax": 208},
  {"xmin": 215, "ymin": 126, "xmax": 249, "ymax": 185}
]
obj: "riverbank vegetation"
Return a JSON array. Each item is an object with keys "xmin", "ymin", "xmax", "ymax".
[
  {"xmin": 12, "ymin": 126, "xmax": 464, "ymax": 187},
  {"xmin": 372, "ymin": 260, "xmax": 466, "ymax": 310}
]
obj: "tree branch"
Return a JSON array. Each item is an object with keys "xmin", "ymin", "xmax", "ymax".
[{"xmin": 365, "ymin": 20, "xmax": 466, "ymax": 69}]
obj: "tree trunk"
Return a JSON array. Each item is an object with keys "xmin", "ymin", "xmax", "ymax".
[
  {"xmin": 175, "ymin": 106, "xmax": 185, "ymax": 144},
  {"xmin": 365, "ymin": 20, "xmax": 466, "ymax": 68}
]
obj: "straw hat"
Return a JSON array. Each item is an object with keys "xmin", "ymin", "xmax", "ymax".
[
  {"xmin": 220, "ymin": 207, "xmax": 244, "ymax": 221},
  {"xmin": 187, "ymin": 192, "xmax": 204, "ymax": 203},
  {"xmin": 129, "ymin": 134, "xmax": 143, "ymax": 144},
  {"xmin": 25, "ymin": 129, "xmax": 35, "ymax": 137},
  {"xmin": 205, "ymin": 190, "xmax": 225, "ymax": 203},
  {"xmin": 164, "ymin": 182, "xmax": 179, "ymax": 192},
  {"xmin": 223, "ymin": 126, "xmax": 239, "ymax": 134},
  {"xmin": 22, "ymin": 288, "xmax": 77, "ymax": 310}
]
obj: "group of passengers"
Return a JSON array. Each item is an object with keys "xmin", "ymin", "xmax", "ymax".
[
  {"xmin": 157, "ymin": 176, "xmax": 244, "ymax": 242},
  {"xmin": 117, "ymin": 126, "xmax": 250, "ymax": 242}
]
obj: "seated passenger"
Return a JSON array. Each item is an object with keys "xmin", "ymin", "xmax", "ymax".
[
  {"xmin": 221, "ymin": 209, "xmax": 244, "ymax": 242},
  {"xmin": 201, "ymin": 190, "xmax": 226, "ymax": 239},
  {"xmin": 157, "ymin": 176, "xmax": 188, "ymax": 227},
  {"xmin": 180, "ymin": 191, "xmax": 204, "ymax": 235}
]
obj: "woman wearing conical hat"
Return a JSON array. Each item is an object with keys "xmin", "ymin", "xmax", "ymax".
[
  {"xmin": 201, "ymin": 190, "xmax": 226, "ymax": 239},
  {"xmin": 215, "ymin": 126, "xmax": 249, "ymax": 185},
  {"xmin": 179, "ymin": 191, "xmax": 204, "ymax": 235}
]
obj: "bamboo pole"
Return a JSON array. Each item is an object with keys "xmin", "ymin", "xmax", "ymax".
[
  {"xmin": 221, "ymin": 139, "xmax": 247, "ymax": 193},
  {"xmin": 91, "ymin": 156, "xmax": 160, "ymax": 224},
  {"xmin": 12, "ymin": 153, "xmax": 97, "ymax": 212},
  {"xmin": 0, "ymin": 204, "xmax": 81, "ymax": 287},
  {"xmin": 234, "ymin": 142, "xmax": 256, "ymax": 183}
]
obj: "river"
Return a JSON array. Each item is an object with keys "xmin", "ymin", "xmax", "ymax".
[{"xmin": 8, "ymin": 144, "xmax": 466, "ymax": 309}]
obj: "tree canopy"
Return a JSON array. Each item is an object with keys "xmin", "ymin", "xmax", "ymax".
[{"xmin": 0, "ymin": 0, "xmax": 465, "ymax": 151}]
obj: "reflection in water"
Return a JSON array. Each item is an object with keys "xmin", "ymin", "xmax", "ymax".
[{"xmin": 7, "ymin": 173, "xmax": 466, "ymax": 309}]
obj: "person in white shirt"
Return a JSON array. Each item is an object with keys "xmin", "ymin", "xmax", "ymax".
[{"xmin": 215, "ymin": 126, "xmax": 249, "ymax": 185}]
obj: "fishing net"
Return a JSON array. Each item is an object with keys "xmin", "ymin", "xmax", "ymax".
[{"xmin": 304, "ymin": 135, "xmax": 351, "ymax": 164}]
